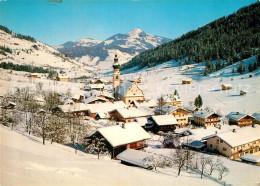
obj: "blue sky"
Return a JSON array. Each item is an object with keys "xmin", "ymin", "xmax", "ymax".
[{"xmin": 0, "ymin": 0, "xmax": 255, "ymax": 46}]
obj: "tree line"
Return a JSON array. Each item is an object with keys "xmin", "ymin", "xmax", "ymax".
[{"xmin": 121, "ymin": 3, "xmax": 260, "ymax": 72}]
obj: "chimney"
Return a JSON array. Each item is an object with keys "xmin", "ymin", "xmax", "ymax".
[
  {"xmin": 122, "ymin": 123, "xmax": 125, "ymax": 129},
  {"xmin": 232, "ymin": 129, "xmax": 236, "ymax": 133}
]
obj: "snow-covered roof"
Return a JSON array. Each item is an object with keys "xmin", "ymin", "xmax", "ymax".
[
  {"xmin": 116, "ymin": 81, "xmax": 133, "ymax": 96},
  {"xmin": 194, "ymin": 110, "xmax": 219, "ymax": 119},
  {"xmin": 57, "ymin": 75, "xmax": 68, "ymax": 78},
  {"xmin": 184, "ymin": 105, "xmax": 198, "ymax": 112},
  {"xmin": 83, "ymin": 97, "xmax": 108, "ymax": 104},
  {"xmin": 116, "ymin": 149, "xmax": 152, "ymax": 168},
  {"xmin": 98, "ymin": 123, "xmax": 151, "ymax": 147},
  {"xmin": 203, "ymin": 125, "xmax": 260, "ymax": 147},
  {"xmin": 133, "ymin": 100, "xmax": 157, "ymax": 108},
  {"xmin": 183, "ymin": 140, "xmax": 205, "ymax": 149},
  {"xmin": 155, "ymin": 104, "xmax": 185, "ymax": 115},
  {"xmin": 63, "ymin": 98, "xmax": 74, "ymax": 105},
  {"xmin": 135, "ymin": 117, "xmax": 149, "ymax": 127},
  {"xmin": 226, "ymin": 112, "xmax": 253, "ymax": 121},
  {"xmin": 173, "ymin": 95, "xmax": 182, "ymax": 102},
  {"xmin": 34, "ymin": 96, "xmax": 45, "ymax": 102},
  {"xmin": 151, "ymin": 115, "xmax": 178, "ymax": 126},
  {"xmin": 71, "ymin": 93, "xmax": 84, "ymax": 100},
  {"xmin": 115, "ymin": 107, "xmax": 154, "ymax": 119},
  {"xmin": 182, "ymin": 78, "xmax": 192, "ymax": 81},
  {"xmin": 94, "ymin": 78, "xmax": 108, "ymax": 84},
  {"xmin": 88, "ymin": 101, "xmax": 126, "ymax": 114},
  {"xmin": 96, "ymin": 112, "xmax": 110, "ymax": 119},
  {"xmin": 89, "ymin": 84, "xmax": 105, "ymax": 89},
  {"xmin": 8, "ymin": 101, "xmax": 16, "ymax": 106},
  {"xmin": 252, "ymin": 112, "xmax": 260, "ymax": 121},
  {"xmin": 240, "ymin": 154, "xmax": 260, "ymax": 163},
  {"xmin": 58, "ymin": 103, "xmax": 89, "ymax": 113}
]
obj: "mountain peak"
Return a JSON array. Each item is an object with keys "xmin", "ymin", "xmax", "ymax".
[{"xmin": 127, "ymin": 28, "xmax": 143, "ymax": 37}]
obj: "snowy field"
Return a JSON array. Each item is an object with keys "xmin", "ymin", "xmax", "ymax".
[
  {"xmin": 0, "ymin": 126, "xmax": 217, "ymax": 185},
  {"xmin": 118, "ymin": 56, "xmax": 260, "ymax": 115}
]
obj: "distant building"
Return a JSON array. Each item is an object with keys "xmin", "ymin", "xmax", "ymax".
[
  {"xmin": 252, "ymin": 112, "xmax": 260, "ymax": 124},
  {"xmin": 221, "ymin": 84, "xmax": 232, "ymax": 90},
  {"xmin": 56, "ymin": 75, "xmax": 68, "ymax": 82},
  {"xmin": 184, "ymin": 106, "xmax": 199, "ymax": 114},
  {"xmin": 226, "ymin": 112, "xmax": 255, "ymax": 127},
  {"xmin": 194, "ymin": 110, "xmax": 221, "ymax": 127},
  {"xmin": 30, "ymin": 73, "xmax": 40, "ymax": 78},
  {"xmin": 240, "ymin": 90, "xmax": 247, "ymax": 95},
  {"xmin": 182, "ymin": 78, "xmax": 192, "ymax": 84},
  {"xmin": 162, "ymin": 95, "xmax": 182, "ymax": 107},
  {"xmin": 203, "ymin": 125, "xmax": 260, "ymax": 160}
]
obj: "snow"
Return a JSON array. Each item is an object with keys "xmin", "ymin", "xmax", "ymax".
[
  {"xmin": 240, "ymin": 154, "xmax": 260, "ymax": 163},
  {"xmin": 0, "ymin": 126, "xmax": 218, "ymax": 185},
  {"xmin": 116, "ymin": 107, "xmax": 154, "ymax": 118},
  {"xmin": 151, "ymin": 115, "xmax": 178, "ymax": 126},
  {"xmin": 116, "ymin": 149, "xmax": 152, "ymax": 168},
  {"xmin": 97, "ymin": 123, "xmax": 151, "ymax": 147},
  {"xmin": 88, "ymin": 101, "xmax": 126, "ymax": 114},
  {"xmin": 58, "ymin": 103, "xmax": 89, "ymax": 113},
  {"xmin": 203, "ymin": 125, "xmax": 260, "ymax": 147}
]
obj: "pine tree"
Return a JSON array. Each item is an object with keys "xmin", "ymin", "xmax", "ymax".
[{"xmin": 198, "ymin": 95, "xmax": 203, "ymax": 108}]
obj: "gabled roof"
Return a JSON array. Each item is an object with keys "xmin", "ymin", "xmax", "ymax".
[
  {"xmin": 202, "ymin": 125, "xmax": 260, "ymax": 148},
  {"xmin": 155, "ymin": 104, "xmax": 187, "ymax": 115},
  {"xmin": 226, "ymin": 112, "xmax": 254, "ymax": 121},
  {"xmin": 240, "ymin": 154, "xmax": 260, "ymax": 163},
  {"xmin": 71, "ymin": 93, "xmax": 84, "ymax": 100},
  {"xmin": 114, "ymin": 107, "xmax": 154, "ymax": 119},
  {"xmin": 96, "ymin": 112, "xmax": 110, "ymax": 119},
  {"xmin": 83, "ymin": 97, "xmax": 108, "ymax": 104},
  {"xmin": 63, "ymin": 98, "xmax": 74, "ymax": 105},
  {"xmin": 252, "ymin": 112, "xmax": 260, "ymax": 121},
  {"xmin": 58, "ymin": 103, "xmax": 89, "ymax": 113},
  {"xmin": 194, "ymin": 110, "xmax": 220, "ymax": 119},
  {"xmin": 133, "ymin": 100, "xmax": 157, "ymax": 108},
  {"xmin": 88, "ymin": 101, "xmax": 126, "ymax": 114},
  {"xmin": 222, "ymin": 84, "xmax": 232, "ymax": 87},
  {"xmin": 116, "ymin": 81, "xmax": 133, "ymax": 96},
  {"xmin": 94, "ymin": 78, "xmax": 108, "ymax": 84},
  {"xmin": 151, "ymin": 115, "xmax": 178, "ymax": 126},
  {"xmin": 184, "ymin": 105, "xmax": 198, "ymax": 112},
  {"xmin": 116, "ymin": 149, "xmax": 152, "ymax": 168},
  {"xmin": 98, "ymin": 123, "xmax": 151, "ymax": 147}
]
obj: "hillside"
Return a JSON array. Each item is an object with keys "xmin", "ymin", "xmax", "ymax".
[
  {"xmin": 57, "ymin": 28, "xmax": 171, "ymax": 71},
  {"xmin": 0, "ymin": 26, "xmax": 95, "ymax": 78},
  {"xmin": 121, "ymin": 3, "xmax": 260, "ymax": 71}
]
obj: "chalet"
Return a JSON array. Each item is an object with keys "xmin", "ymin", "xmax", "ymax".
[
  {"xmin": 203, "ymin": 125, "xmax": 260, "ymax": 160},
  {"xmin": 182, "ymin": 78, "xmax": 192, "ymax": 84},
  {"xmin": 57, "ymin": 103, "xmax": 89, "ymax": 116},
  {"xmin": 194, "ymin": 110, "xmax": 221, "ymax": 127},
  {"xmin": 83, "ymin": 97, "xmax": 108, "ymax": 104},
  {"xmin": 162, "ymin": 95, "xmax": 182, "ymax": 107},
  {"xmin": 109, "ymin": 107, "xmax": 154, "ymax": 123},
  {"xmin": 226, "ymin": 112, "xmax": 255, "ymax": 127},
  {"xmin": 96, "ymin": 123, "xmax": 151, "ymax": 159},
  {"xmin": 221, "ymin": 84, "xmax": 232, "ymax": 90},
  {"xmin": 71, "ymin": 93, "xmax": 84, "ymax": 103},
  {"xmin": 155, "ymin": 105, "xmax": 189, "ymax": 127},
  {"xmin": 87, "ymin": 101, "xmax": 126, "ymax": 119},
  {"xmin": 56, "ymin": 75, "xmax": 68, "ymax": 82},
  {"xmin": 115, "ymin": 81, "xmax": 145, "ymax": 107},
  {"xmin": 252, "ymin": 113, "xmax": 260, "ymax": 124},
  {"xmin": 150, "ymin": 115, "xmax": 178, "ymax": 133},
  {"xmin": 184, "ymin": 106, "xmax": 199, "ymax": 114}
]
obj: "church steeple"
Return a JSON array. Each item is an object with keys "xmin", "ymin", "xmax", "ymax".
[{"xmin": 113, "ymin": 54, "xmax": 121, "ymax": 92}]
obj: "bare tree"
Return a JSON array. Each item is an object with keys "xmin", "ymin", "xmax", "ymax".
[
  {"xmin": 163, "ymin": 132, "xmax": 181, "ymax": 148},
  {"xmin": 157, "ymin": 96, "xmax": 164, "ymax": 115},
  {"xmin": 207, "ymin": 158, "xmax": 221, "ymax": 175},
  {"xmin": 171, "ymin": 149, "xmax": 186, "ymax": 176},
  {"xmin": 199, "ymin": 154, "xmax": 210, "ymax": 179},
  {"xmin": 36, "ymin": 110, "xmax": 50, "ymax": 145},
  {"xmin": 85, "ymin": 136, "xmax": 109, "ymax": 159},
  {"xmin": 217, "ymin": 163, "xmax": 229, "ymax": 180},
  {"xmin": 143, "ymin": 153, "xmax": 172, "ymax": 171}
]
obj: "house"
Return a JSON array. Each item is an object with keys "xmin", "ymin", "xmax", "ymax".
[
  {"xmin": 155, "ymin": 105, "xmax": 189, "ymax": 127},
  {"xmin": 134, "ymin": 117, "xmax": 153, "ymax": 129},
  {"xmin": 94, "ymin": 78, "xmax": 109, "ymax": 85},
  {"xmin": 87, "ymin": 101, "xmax": 126, "ymax": 119},
  {"xmin": 85, "ymin": 84, "xmax": 105, "ymax": 91},
  {"xmin": 252, "ymin": 112, "xmax": 260, "ymax": 124},
  {"xmin": 194, "ymin": 110, "xmax": 221, "ymax": 127},
  {"xmin": 221, "ymin": 84, "xmax": 232, "ymax": 90},
  {"xmin": 57, "ymin": 103, "xmax": 89, "ymax": 116},
  {"xmin": 115, "ymin": 81, "xmax": 145, "ymax": 107},
  {"xmin": 162, "ymin": 95, "xmax": 182, "ymax": 107},
  {"xmin": 202, "ymin": 125, "xmax": 260, "ymax": 160},
  {"xmin": 117, "ymin": 149, "xmax": 153, "ymax": 169},
  {"xmin": 71, "ymin": 93, "xmax": 85, "ymax": 103},
  {"xmin": 132, "ymin": 99, "xmax": 157, "ymax": 110},
  {"xmin": 56, "ymin": 75, "xmax": 68, "ymax": 82},
  {"xmin": 184, "ymin": 106, "xmax": 199, "ymax": 114},
  {"xmin": 240, "ymin": 90, "xmax": 247, "ymax": 95},
  {"xmin": 226, "ymin": 112, "xmax": 255, "ymax": 127},
  {"xmin": 150, "ymin": 115, "xmax": 178, "ymax": 133},
  {"xmin": 30, "ymin": 73, "xmax": 40, "ymax": 78},
  {"xmin": 83, "ymin": 97, "xmax": 108, "ymax": 104},
  {"xmin": 109, "ymin": 107, "xmax": 154, "ymax": 123},
  {"xmin": 182, "ymin": 78, "xmax": 192, "ymax": 84},
  {"xmin": 96, "ymin": 123, "xmax": 151, "ymax": 159}
]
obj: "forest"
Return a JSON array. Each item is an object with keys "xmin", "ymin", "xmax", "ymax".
[{"xmin": 121, "ymin": 3, "xmax": 260, "ymax": 72}]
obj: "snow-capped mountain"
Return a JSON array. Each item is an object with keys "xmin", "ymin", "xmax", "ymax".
[
  {"xmin": 0, "ymin": 29, "xmax": 95, "ymax": 78},
  {"xmin": 56, "ymin": 28, "xmax": 171, "ymax": 71}
]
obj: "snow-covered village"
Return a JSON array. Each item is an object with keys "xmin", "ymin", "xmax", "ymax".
[{"xmin": 0, "ymin": 1, "xmax": 260, "ymax": 185}]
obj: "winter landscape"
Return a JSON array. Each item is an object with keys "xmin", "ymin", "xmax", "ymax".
[{"xmin": 0, "ymin": 0, "xmax": 260, "ymax": 185}]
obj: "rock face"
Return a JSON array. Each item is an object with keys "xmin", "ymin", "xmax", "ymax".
[{"xmin": 56, "ymin": 28, "xmax": 171, "ymax": 71}]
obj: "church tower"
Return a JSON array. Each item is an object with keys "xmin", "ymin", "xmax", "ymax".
[{"xmin": 113, "ymin": 54, "xmax": 121, "ymax": 92}]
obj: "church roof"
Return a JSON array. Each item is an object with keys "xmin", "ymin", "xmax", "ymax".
[{"xmin": 116, "ymin": 81, "xmax": 133, "ymax": 96}]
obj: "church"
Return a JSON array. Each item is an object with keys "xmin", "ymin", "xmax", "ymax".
[{"xmin": 112, "ymin": 55, "xmax": 145, "ymax": 107}]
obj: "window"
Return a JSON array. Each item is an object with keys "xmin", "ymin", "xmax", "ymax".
[
  {"xmin": 209, "ymin": 144, "xmax": 213, "ymax": 148},
  {"xmin": 116, "ymin": 75, "xmax": 119, "ymax": 79},
  {"xmin": 220, "ymin": 140, "xmax": 223, "ymax": 143},
  {"xmin": 223, "ymin": 147, "xmax": 227, "ymax": 151}
]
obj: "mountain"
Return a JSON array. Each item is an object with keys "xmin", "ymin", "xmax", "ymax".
[
  {"xmin": 0, "ymin": 25, "xmax": 95, "ymax": 78},
  {"xmin": 56, "ymin": 28, "xmax": 171, "ymax": 71},
  {"xmin": 121, "ymin": 3, "xmax": 260, "ymax": 71}
]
